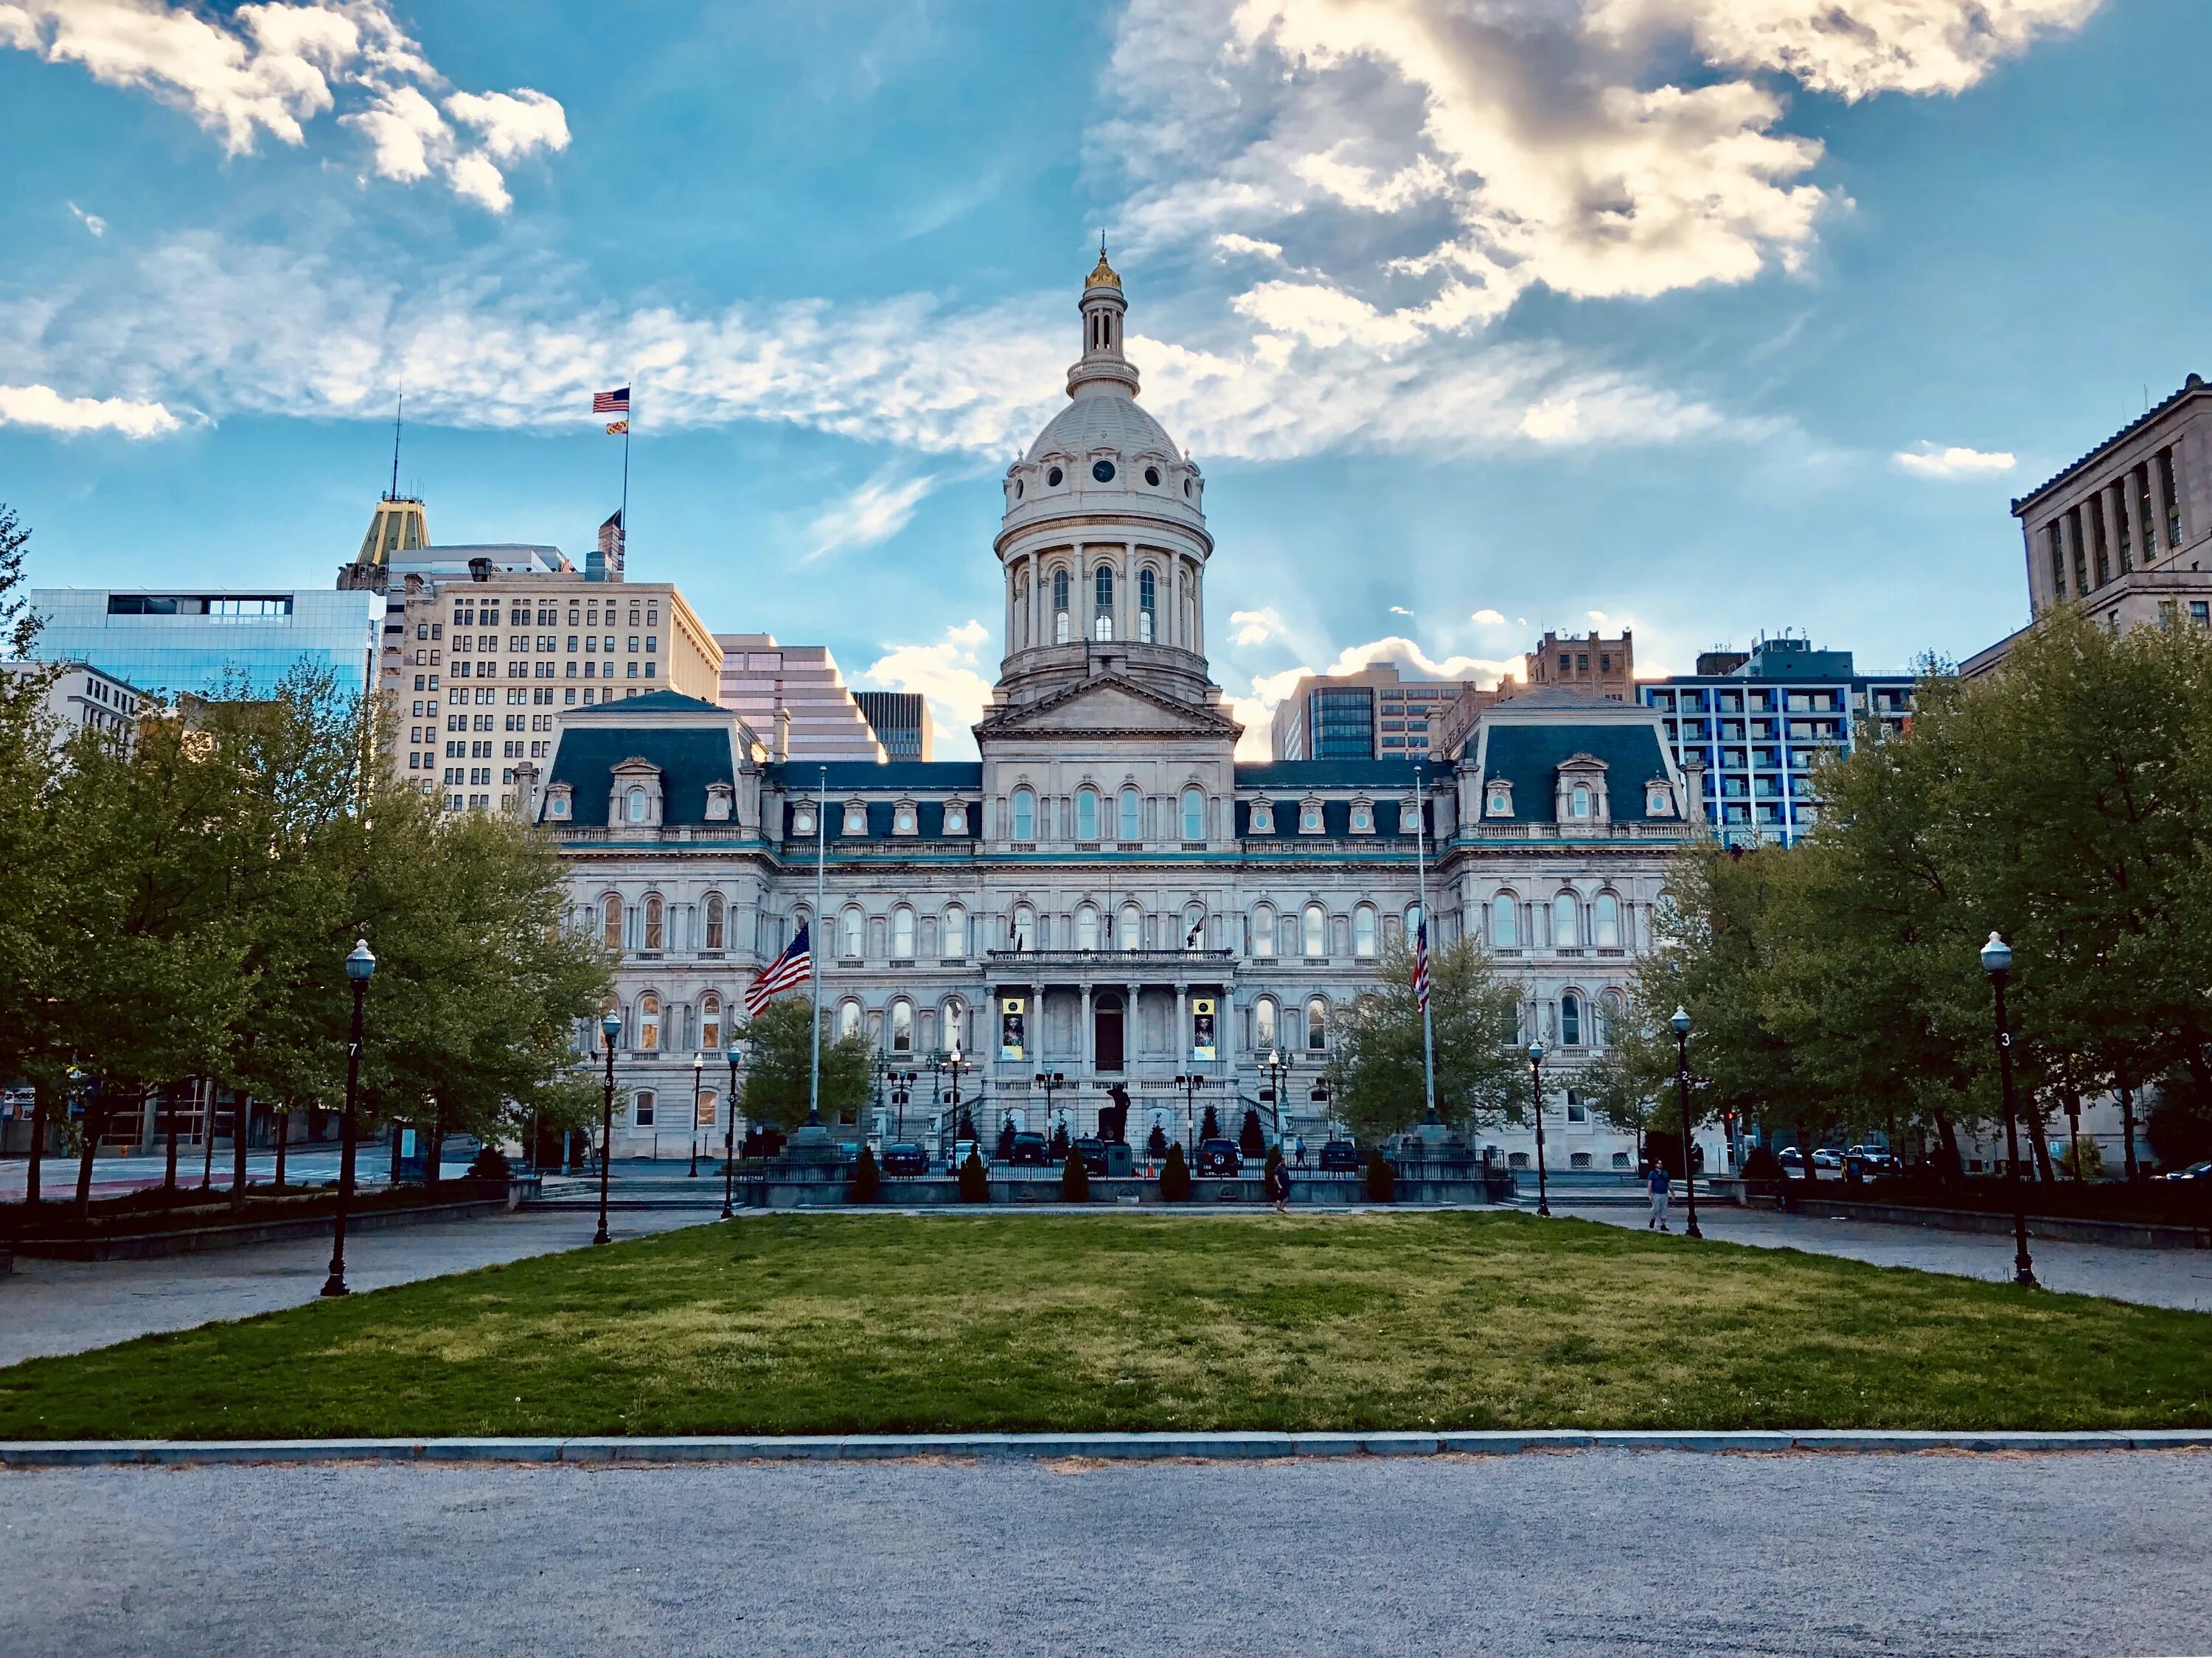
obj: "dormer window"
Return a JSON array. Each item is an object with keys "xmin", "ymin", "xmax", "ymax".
[
  {"xmin": 792, "ymin": 803, "xmax": 817, "ymax": 837},
  {"xmin": 1645, "ymin": 778, "xmax": 1675, "ymax": 818},
  {"xmin": 841, "ymin": 800, "xmax": 869, "ymax": 836},
  {"xmin": 1485, "ymin": 777, "xmax": 1514, "ymax": 819},
  {"xmin": 1554, "ymin": 756, "xmax": 1612, "ymax": 826},
  {"xmin": 1298, "ymin": 799, "xmax": 1325, "ymax": 835},
  {"xmin": 1571, "ymin": 784, "xmax": 1593, "ymax": 819},
  {"xmin": 892, "ymin": 801, "xmax": 918, "ymax": 836},
  {"xmin": 608, "ymin": 760, "xmax": 664, "ymax": 829},
  {"xmin": 942, "ymin": 800, "xmax": 970, "ymax": 836},
  {"xmin": 1349, "ymin": 801, "xmax": 1374, "ymax": 835},
  {"xmin": 1249, "ymin": 801, "xmax": 1275, "ymax": 835},
  {"xmin": 545, "ymin": 784, "xmax": 572, "ymax": 821},
  {"xmin": 1397, "ymin": 798, "xmax": 1420, "ymax": 835},
  {"xmin": 704, "ymin": 782, "xmax": 734, "ymax": 822},
  {"xmin": 625, "ymin": 787, "xmax": 648, "ymax": 823}
]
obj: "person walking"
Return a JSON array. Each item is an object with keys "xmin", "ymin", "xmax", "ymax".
[
  {"xmin": 1646, "ymin": 1158, "xmax": 1672, "ymax": 1232},
  {"xmin": 1293, "ymin": 1134, "xmax": 1307, "ymax": 1170},
  {"xmin": 1267, "ymin": 1154, "xmax": 1293, "ymax": 1215}
]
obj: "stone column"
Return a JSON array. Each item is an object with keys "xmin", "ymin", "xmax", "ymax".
[
  {"xmin": 2096, "ymin": 485, "xmax": 2122, "ymax": 585},
  {"xmin": 2120, "ymin": 471, "xmax": 2146, "ymax": 572},
  {"xmin": 1079, "ymin": 983, "xmax": 1093, "ymax": 1078},
  {"xmin": 2061, "ymin": 509, "xmax": 2084, "ymax": 599},
  {"xmin": 1175, "ymin": 983, "xmax": 1188, "ymax": 1067}
]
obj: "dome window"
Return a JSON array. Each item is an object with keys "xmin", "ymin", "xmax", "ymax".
[
  {"xmin": 1047, "ymin": 466, "xmax": 1064, "ymax": 487},
  {"xmin": 1091, "ymin": 459, "xmax": 1116, "ymax": 484},
  {"xmin": 1144, "ymin": 466, "xmax": 1161, "ymax": 487},
  {"xmin": 1014, "ymin": 478, "xmax": 1024, "ymax": 500},
  {"xmin": 1183, "ymin": 478, "xmax": 1192, "ymax": 497}
]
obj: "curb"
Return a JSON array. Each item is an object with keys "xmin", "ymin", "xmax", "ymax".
[{"xmin": 4, "ymin": 1429, "xmax": 2209, "ymax": 1467}]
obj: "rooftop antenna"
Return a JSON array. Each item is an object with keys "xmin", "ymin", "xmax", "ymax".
[{"xmin": 386, "ymin": 387, "xmax": 404, "ymax": 501}]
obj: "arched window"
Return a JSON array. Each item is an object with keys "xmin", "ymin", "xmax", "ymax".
[
  {"xmin": 1599, "ymin": 991, "xmax": 1623, "ymax": 1048},
  {"xmin": 1118, "ymin": 787, "xmax": 1141, "ymax": 840},
  {"xmin": 1353, "ymin": 905, "xmax": 1378, "ymax": 958},
  {"xmin": 1051, "ymin": 570, "xmax": 1071, "ymax": 644},
  {"xmin": 891, "ymin": 907, "xmax": 915, "ymax": 959},
  {"xmin": 1095, "ymin": 562, "xmax": 1114, "ymax": 613},
  {"xmin": 1120, "ymin": 904, "xmax": 1143, "ymax": 950},
  {"xmin": 1180, "ymin": 787, "xmax": 1206, "ymax": 842},
  {"xmin": 700, "ymin": 993, "xmax": 722, "ymax": 1055},
  {"xmin": 1594, "ymin": 893, "xmax": 1621, "ymax": 949},
  {"xmin": 1492, "ymin": 892, "xmax": 1518, "ymax": 948},
  {"xmin": 1571, "ymin": 783, "xmax": 1592, "ymax": 819},
  {"xmin": 942, "ymin": 997, "xmax": 965, "ymax": 1052},
  {"xmin": 638, "ymin": 993, "xmax": 661, "ymax": 1052},
  {"xmin": 837, "ymin": 1000, "xmax": 861, "ymax": 1040},
  {"xmin": 1561, "ymin": 993, "xmax": 1583, "ymax": 1047},
  {"xmin": 601, "ymin": 894, "xmax": 622, "ymax": 951},
  {"xmin": 704, "ymin": 894, "xmax": 726, "ymax": 951},
  {"xmin": 890, "ymin": 1000, "xmax": 914, "ymax": 1052},
  {"xmin": 1554, "ymin": 893, "xmax": 1579, "ymax": 947},
  {"xmin": 1251, "ymin": 905, "xmax": 1276, "ymax": 958},
  {"xmin": 643, "ymin": 896, "xmax": 664, "ymax": 952},
  {"xmin": 841, "ymin": 907, "xmax": 865, "ymax": 960},
  {"xmin": 1408, "ymin": 902, "xmax": 1424, "ymax": 944},
  {"xmin": 633, "ymin": 1089, "xmax": 655, "ymax": 1127},
  {"xmin": 1303, "ymin": 902, "xmax": 1327, "ymax": 959},
  {"xmin": 943, "ymin": 904, "xmax": 967, "ymax": 959},
  {"xmin": 1076, "ymin": 905, "xmax": 1099, "ymax": 951},
  {"xmin": 625, "ymin": 786, "xmax": 648, "ymax": 823},
  {"xmin": 1138, "ymin": 568, "xmax": 1157, "ymax": 642},
  {"xmin": 1010, "ymin": 787, "xmax": 1036, "ymax": 841},
  {"xmin": 1012, "ymin": 904, "xmax": 1036, "ymax": 950},
  {"xmin": 1075, "ymin": 787, "xmax": 1101, "ymax": 841},
  {"xmin": 1307, "ymin": 997, "xmax": 1329, "ymax": 1051},
  {"xmin": 1254, "ymin": 997, "xmax": 1278, "ymax": 1053},
  {"xmin": 1183, "ymin": 908, "xmax": 1206, "ymax": 950},
  {"xmin": 698, "ymin": 1089, "xmax": 718, "ymax": 1129}
]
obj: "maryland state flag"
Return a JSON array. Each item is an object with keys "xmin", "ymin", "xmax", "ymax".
[{"xmin": 604, "ymin": 419, "xmax": 628, "ymax": 436}]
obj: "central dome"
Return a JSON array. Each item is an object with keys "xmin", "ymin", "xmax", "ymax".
[{"xmin": 1023, "ymin": 389, "xmax": 1180, "ymax": 467}]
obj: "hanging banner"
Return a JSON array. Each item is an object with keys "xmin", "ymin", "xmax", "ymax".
[
  {"xmin": 999, "ymin": 997, "xmax": 1027, "ymax": 1062},
  {"xmin": 1191, "ymin": 996, "xmax": 1217, "ymax": 1062}
]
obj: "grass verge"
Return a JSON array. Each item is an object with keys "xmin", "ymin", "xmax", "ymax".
[{"xmin": 1, "ymin": 1212, "xmax": 2206, "ymax": 1439}]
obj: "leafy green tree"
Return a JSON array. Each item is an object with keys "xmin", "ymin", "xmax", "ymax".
[
  {"xmin": 736, "ymin": 996, "xmax": 870, "ymax": 1129},
  {"xmin": 1323, "ymin": 937, "xmax": 1522, "ymax": 1143}
]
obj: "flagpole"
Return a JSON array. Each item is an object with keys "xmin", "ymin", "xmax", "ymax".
[
  {"xmin": 619, "ymin": 381, "xmax": 632, "ymax": 571},
  {"xmin": 807, "ymin": 765, "xmax": 826, "ymax": 1127},
  {"xmin": 1416, "ymin": 758, "xmax": 1439, "ymax": 1125}
]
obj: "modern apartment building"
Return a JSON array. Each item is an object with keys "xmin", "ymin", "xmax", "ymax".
[
  {"xmin": 1268, "ymin": 662, "xmax": 1481, "ymax": 762},
  {"xmin": 28, "ymin": 588, "xmax": 383, "ymax": 702},
  {"xmin": 855, "ymin": 690, "xmax": 931, "ymax": 761},
  {"xmin": 1967, "ymin": 372, "xmax": 2212, "ymax": 676},
  {"xmin": 1636, "ymin": 635, "xmax": 1914, "ymax": 846},
  {"xmin": 714, "ymin": 634, "xmax": 885, "ymax": 763}
]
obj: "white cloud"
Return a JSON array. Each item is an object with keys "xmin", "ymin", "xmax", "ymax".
[
  {"xmin": 1228, "ymin": 607, "xmax": 1287, "ymax": 647},
  {"xmin": 1470, "ymin": 608, "xmax": 1506, "ymax": 626},
  {"xmin": 2, "ymin": 0, "xmax": 564, "ymax": 212},
  {"xmin": 0, "ymin": 382, "xmax": 178, "ymax": 436},
  {"xmin": 1589, "ymin": 610, "xmax": 1609, "ymax": 622},
  {"xmin": 66, "ymin": 201, "xmax": 105, "ymax": 237},
  {"xmin": 1211, "ymin": 232, "xmax": 1284, "ymax": 260},
  {"xmin": 1893, "ymin": 442, "xmax": 2018, "ymax": 478},
  {"xmin": 855, "ymin": 621, "xmax": 995, "ymax": 758},
  {"xmin": 1389, "ymin": 605, "xmax": 1412, "ymax": 616},
  {"xmin": 801, "ymin": 466, "xmax": 935, "ymax": 562}
]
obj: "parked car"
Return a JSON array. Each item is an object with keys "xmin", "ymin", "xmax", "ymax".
[
  {"xmin": 1009, "ymin": 1132, "xmax": 1051, "ymax": 1167},
  {"xmin": 1196, "ymin": 1138, "xmax": 1242, "ymax": 1176},
  {"xmin": 880, "ymin": 1142, "xmax": 929, "ymax": 1176},
  {"xmin": 1074, "ymin": 1136, "xmax": 1110, "ymax": 1176},
  {"xmin": 1846, "ymin": 1145, "xmax": 1899, "ymax": 1175},
  {"xmin": 1318, "ymin": 1139, "xmax": 1361, "ymax": 1172},
  {"xmin": 1810, "ymin": 1149, "xmax": 1844, "ymax": 1169},
  {"xmin": 2160, "ymin": 1159, "xmax": 2212, "ymax": 1182}
]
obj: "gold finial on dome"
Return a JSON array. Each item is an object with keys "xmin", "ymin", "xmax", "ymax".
[{"xmin": 1086, "ymin": 234, "xmax": 1121, "ymax": 292}]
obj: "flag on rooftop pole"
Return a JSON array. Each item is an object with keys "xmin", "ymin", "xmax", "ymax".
[
  {"xmin": 1413, "ymin": 917, "xmax": 1432, "ymax": 1015},
  {"xmin": 591, "ymin": 386, "xmax": 634, "ymax": 567},
  {"xmin": 745, "ymin": 922, "xmax": 812, "ymax": 1017},
  {"xmin": 592, "ymin": 387, "xmax": 630, "ymax": 414}
]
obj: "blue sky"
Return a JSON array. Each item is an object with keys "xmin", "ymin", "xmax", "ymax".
[{"xmin": 3, "ymin": 0, "xmax": 2206, "ymax": 755}]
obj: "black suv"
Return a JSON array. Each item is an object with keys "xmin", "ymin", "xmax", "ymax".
[
  {"xmin": 1195, "ymin": 1138, "xmax": 1242, "ymax": 1176},
  {"xmin": 1074, "ymin": 1136, "xmax": 1110, "ymax": 1176},
  {"xmin": 880, "ymin": 1142, "xmax": 928, "ymax": 1176},
  {"xmin": 1318, "ymin": 1139, "xmax": 1361, "ymax": 1172},
  {"xmin": 1009, "ymin": 1132, "xmax": 1051, "ymax": 1167}
]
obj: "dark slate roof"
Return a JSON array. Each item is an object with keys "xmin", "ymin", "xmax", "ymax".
[
  {"xmin": 546, "ymin": 726, "xmax": 736, "ymax": 828},
  {"xmin": 1233, "ymin": 759, "xmax": 1430, "ymax": 790},
  {"xmin": 566, "ymin": 689, "xmax": 726, "ymax": 717},
  {"xmin": 1479, "ymin": 721, "xmax": 1674, "ymax": 824},
  {"xmin": 764, "ymin": 760, "xmax": 983, "ymax": 793},
  {"xmin": 1235, "ymin": 797, "xmax": 1427, "ymax": 840},
  {"xmin": 786, "ymin": 798, "xmax": 980, "ymax": 843}
]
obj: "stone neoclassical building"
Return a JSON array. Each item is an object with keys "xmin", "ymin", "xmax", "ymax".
[{"xmin": 519, "ymin": 254, "xmax": 1711, "ymax": 1174}]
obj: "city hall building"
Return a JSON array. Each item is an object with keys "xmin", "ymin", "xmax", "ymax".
[{"xmin": 518, "ymin": 254, "xmax": 1711, "ymax": 1174}]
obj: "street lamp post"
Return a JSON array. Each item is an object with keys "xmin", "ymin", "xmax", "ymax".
[
  {"xmin": 1174, "ymin": 1073, "xmax": 1208, "ymax": 1154},
  {"xmin": 689, "ymin": 1053, "xmax": 704, "ymax": 1177},
  {"xmin": 1526, "ymin": 1040, "xmax": 1550, "ymax": 1219},
  {"xmin": 1259, "ymin": 1046, "xmax": 1289, "ymax": 1151},
  {"xmin": 594, "ymin": 1009, "xmax": 622, "ymax": 1247},
  {"xmin": 1669, "ymin": 1006, "xmax": 1704, "ymax": 1240},
  {"xmin": 320, "ymin": 939, "xmax": 376, "ymax": 1298},
  {"xmin": 1980, "ymin": 933, "xmax": 2038, "ymax": 1289},
  {"xmin": 722, "ymin": 1037, "xmax": 744, "ymax": 1219}
]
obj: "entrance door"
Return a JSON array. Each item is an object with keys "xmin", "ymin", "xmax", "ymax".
[{"xmin": 1094, "ymin": 992, "xmax": 1126, "ymax": 1073}]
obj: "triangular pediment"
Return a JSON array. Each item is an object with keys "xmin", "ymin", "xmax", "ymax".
[{"xmin": 975, "ymin": 672, "xmax": 1241, "ymax": 741}]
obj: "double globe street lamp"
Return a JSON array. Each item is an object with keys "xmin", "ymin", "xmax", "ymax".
[
  {"xmin": 595, "ymin": 1008, "xmax": 622, "ymax": 1247},
  {"xmin": 1669, "ymin": 1006, "xmax": 1704, "ymax": 1240},
  {"xmin": 722, "ymin": 1036, "xmax": 746, "ymax": 1220},
  {"xmin": 1980, "ymin": 932, "xmax": 2038, "ymax": 1289},
  {"xmin": 1526, "ymin": 1040, "xmax": 1550, "ymax": 1218},
  {"xmin": 320, "ymin": 938, "xmax": 376, "ymax": 1298}
]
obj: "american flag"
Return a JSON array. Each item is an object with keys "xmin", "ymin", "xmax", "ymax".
[
  {"xmin": 1413, "ymin": 917, "xmax": 1432, "ymax": 1014},
  {"xmin": 744, "ymin": 922, "xmax": 811, "ymax": 1017},
  {"xmin": 592, "ymin": 386, "xmax": 630, "ymax": 414}
]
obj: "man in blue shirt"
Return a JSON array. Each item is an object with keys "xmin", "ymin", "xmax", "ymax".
[{"xmin": 1647, "ymin": 1160, "xmax": 1672, "ymax": 1232}]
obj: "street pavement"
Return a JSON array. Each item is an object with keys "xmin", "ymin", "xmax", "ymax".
[
  {"xmin": 1554, "ymin": 1202, "xmax": 2212, "ymax": 1312},
  {"xmin": 0, "ymin": 1205, "xmax": 711, "ymax": 1369},
  {"xmin": 2, "ymin": 1450, "xmax": 2207, "ymax": 1656}
]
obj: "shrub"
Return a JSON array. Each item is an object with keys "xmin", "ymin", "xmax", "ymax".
[
  {"xmin": 1200, "ymin": 1105, "xmax": 1222, "ymax": 1141},
  {"xmin": 959, "ymin": 1149, "xmax": 990, "ymax": 1203},
  {"xmin": 2057, "ymin": 1138, "xmax": 2107, "ymax": 1181},
  {"xmin": 850, "ymin": 1145, "xmax": 881, "ymax": 1205},
  {"xmin": 466, "ymin": 1146, "xmax": 512, "ymax": 1182},
  {"xmin": 1147, "ymin": 1122, "xmax": 1169, "ymax": 1157},
  {"xmin": 1159, "ymin": 1142, "xmax": 1192, "ymax": 1202},
  {"xmin": 1364, "ymin": 1148, "xmax": 1397, "ymax": 1202},
  {"xmin": 1060, "ymin": 1150, "xmax": 1090, "ymax": 1202},
  {"xmin": 1238, "ymin": 1109, "xmax": 1265, "ymax": 1157}
]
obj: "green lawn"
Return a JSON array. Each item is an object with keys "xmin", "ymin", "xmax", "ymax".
[{"xmin": 3, "ymin": 1212, "xmax": 2208, "ymax": 1439}]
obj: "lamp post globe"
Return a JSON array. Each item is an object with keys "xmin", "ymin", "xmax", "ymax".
[
  {"xmin": 1668, "ymin": 1005, "xmax": 1703, "ymax": 1239},
  {"xmin": 1526, "ymin": 1040, "xmax": 1550, "ymax": 1218},
  {"xmin": 1978, "ymin": 932, "xmax": 2037, "ymax": 1287},
  {"xmin": 594, "ymin": 1009, "xmax": 622, "ymax": 1246},
  {"xmin": 321, "ymin": 938, "xmax": 376, "ymax": 1298},
  {"xmin": 1669, "ymin": 1006, "xmax": 1691, "ymax": 1039}
]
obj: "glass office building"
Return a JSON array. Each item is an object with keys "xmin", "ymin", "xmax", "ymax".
[{"xmin": 29, "ymin": 589, "xmax": 383, "ymax": 702}]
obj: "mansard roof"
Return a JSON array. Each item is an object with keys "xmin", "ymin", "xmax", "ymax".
[
  {"xmin": 566, "ymin": 689, "xmax": 726, "ymax": 717},
  {"xmin": 1234, "ymin": 759, "xmax": 1426, "ymax": 790},
  {"xmin": 765, "ymin": 760, "xmax": 983, "ymax": 793},
  {"xmin": 545, "ymin": 725, "xmax": 737, "ymax": 828},
  {"xmin": 1478, "ymin": 722, "xmax": 1675, "ymax": 824}
]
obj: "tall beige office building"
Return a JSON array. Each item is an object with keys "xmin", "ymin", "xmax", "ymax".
[
  {"xmin": 714, "ymin": 633, "xmax": 886, "ymax": 762},
  {"xmin": 1267, "ymin": 661, "xmax": 1486, "ymax": 762}
]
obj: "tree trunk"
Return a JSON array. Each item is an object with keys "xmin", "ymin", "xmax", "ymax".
[
  {"xmin": 426, "ymin": 1104, "xmax": 442, "ymax": 1192},
  {"xmin": 231, "ymin": 1094, "xmax": 251, "ymax": 1211},
  {"xmin": 1796, "ymin": 1121, "xmax": 1818, "ymax": 1184},
  {"xmin": 162, "ymin": 1081, "xmax": 180, "ymax": 1199},
  {"xmin": 74, "ymin": 1092, "xmax": 108, "ymax": 1222},
  {"xmin": 274, "ymin": 1110, "xmax": 289, "ymax": 1191},
  {"xmin": 2025, "ymin": 1100, "xmax": 2056, "ymax": 1185},
  {"xmin": 198, "ymin": 1087, "xmax": 217, "ymax": 1190},
  {"xmin": 2118, "ymin": 1081, "xmax": 2141, "ymax": 1182},
  {"xmin": 1930, "ymin": 1108, "xmax": 1966, "ymax": 1186},
  {"xmin": 25, "ymin": 1078, "xmax": 50, "ymax": 1206}
]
